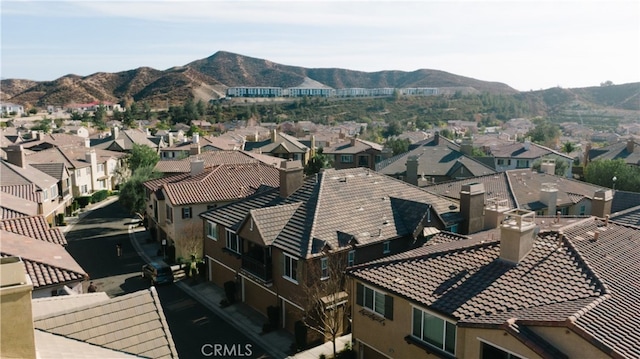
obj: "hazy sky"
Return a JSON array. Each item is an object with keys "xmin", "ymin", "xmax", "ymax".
[{"xmin": 2, "ymin": 1, "xmax": 639, "ymax": 91}]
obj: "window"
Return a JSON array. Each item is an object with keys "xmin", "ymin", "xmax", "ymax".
[
  {"xmin": 412, "ymin": 307, "xmax": 456, "ymax": 355},
  {"xmin": 383, "ymin": 241, "xmax": 390, "ymax": 254},
  {"xmin": 516, "ymin": 159, "xmax": 529, "ymax": 168},
  {"xmin": 579, "ymin": 205, "xmax": 586, "ymax": 215},
  {"xmin": 320, "ymin": 257, "xmax": 329, "ymax": 280},
  {"xmin": 497, "ymin": 159, "xmax": 505, "ymax": 166},
  {"xmin": 481, "ymin": 342, "xmax": 523, "ymax": 359},
  {"xmin": 206, "ymin": 221, "xmax": 218, "ymax": 240},
  {"xmin": 76, "ymin": 170, "xmax": 81, "ymax": 178},
  {"xmin": 182, "ymin": 207, "xmax": 192, "ymax": 219},
  {"xmin": 97, "ymin": 164, "xmax": 104, "ymax": 173},
  {"xmin": 358, "ymin": 156, "xmax": 369, "ymax": 167},
  {"xmin": 166, "ymin": 204, "xmax": 173, "ymax": 223},
  {"xmin": 51, "ymin": 186, "xmax": 58, "ymax": 198},
  {"xmin": 374, "ymin": 155, "xmax": 382, "ymax": 163},
  {"xmin": 356, "ymin": 283, "xmax": 393, "ymax": 319},
  {"xmin": 43, "ymin": 189, "xmax": 49, "ymax": 200},
  {"xmin": 86, "ymin": 167, "xmax": 91, "ymax": 175},
  {"xmin": 284, "ymin": 253, "xmax": 298, "ymax": 282},
  {"xmin": 347, "ymin": 250, "xmax": 355, "ymax": 267},
  {"xmin": 341, "ymin": 155, "xmax": 353, "ymax": 163},
  {"xmin": 446, "ymin": 224, "xmax": 459, "ymax": 233},
  {"xmin": 80, "ymin": 185, "xmax": 88, "ymax": 194},
  {"xmin": 226, "ymin": 230, "xmax": 240, "ymax": 254}
]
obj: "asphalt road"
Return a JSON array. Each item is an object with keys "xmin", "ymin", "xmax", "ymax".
[{"xmin": 65, "ymin": 201, "xmax": 271, "ymax": 358}]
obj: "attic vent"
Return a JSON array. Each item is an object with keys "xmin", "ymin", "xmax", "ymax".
[{"xmin": 339, "ymin": 178, "xmax": 347, "ymax": 183}]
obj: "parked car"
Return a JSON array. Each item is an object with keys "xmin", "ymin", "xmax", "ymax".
[{"xmin": 141, "ymin": 262, "xmax": 174, "ymax": 285}]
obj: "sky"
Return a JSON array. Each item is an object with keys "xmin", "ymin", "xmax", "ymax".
[{"xmin": 1, "ymin": 1, "xmax": 639, "ymax": 92}]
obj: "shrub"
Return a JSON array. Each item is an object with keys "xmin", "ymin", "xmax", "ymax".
[
  {"xmin": 90, "ymin": 190, "xmax": 109, "ymax": 203},
  {"xmin": 76, "ymin": 196, "xmax": 91, "ymax": 208},
  {"xmin": 56, "ymin": 213, "xmax": 66, "ymax": 226}
]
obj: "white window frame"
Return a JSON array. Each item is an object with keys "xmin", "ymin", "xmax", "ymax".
[
  {"xmin": 283, "ymin": 253, "xmax": 298, "ymax": 284},
  {"xmin": 341, "ymin": 154, "xmax": 353, "ymax": 163},
  {"xmin": 320, "ymin": 257, "xmax": 329, "ymax": 280},
  {"xmin": 206, "ymin": 221, "xmax": 218, "ymax": 240},
  {"xmin": 347, "ymin": 250, "xmax": 355, "ymax": 267},
  {"xmin": 383, "ymin": 241, "xmax": 390, "ymax": 254},
  {"xmin": 412, "ymin": 306, "xmax": 456, "ymax": 355},
  {"xmin": 226, "ymin": 230, "xmax": 240, "ymax": 254},
  {"xmin": 43, "ymin": 188, "xmax": 49, "ymax": 200},
  {"xmin": 86, "ymin": 167, "xmax": 91, "ymax": 175},
  {"xmin": 97, "ymin": 163, "xmax": 104, "ymax": 173},
  {"xmin": 51, "ymin": 186, "xmax": 58, "ymax": 198},
  {"xmin": 182, "ymin": 207, "xmax": 192, "ymax": 219},
  {"xmin": 361, "ymin": 284, "xmax": 388, "ymax": 317}
]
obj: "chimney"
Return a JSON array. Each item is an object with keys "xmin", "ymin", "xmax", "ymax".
[
  {"xmin": 350, "ymin": 136, "xmax": 357, "ymax": 147},
  {"xmin": 339, "ymin": 131, "xmax": 345, "ymax": 140},
  {"xmin": 434, "ymin": 131, "xmax": 440, "ymax": 145},
  {"xmin": 405, "ymin": 155, "xmax": 419, "ymax": 186},
  {"xmin": 271, "ymin": 129, "xmax": 278, "ymax": 142},
  {"xmin": 460, "ymin": 182, "xmax": 485, "ymax": 234},
  {"xmin": 310, "ymin": 135, "xmax": 316, "ymax": 158},
  {"xmin": 591, "ymin": 189, "xmax": 613, "ymax": 218},
  {"xmin": 584, "ymin": 142, "xmax": 592, "ymax": 165},
  {"xmin": 627, "ymin": 138, "xmax": 635, "ymax": 154},
  {"xmin": 111, "ymin": 126, "xmax": 119, "ymax": 140},
  {"xmin": 0, "ymin": 257, "xmax": 36, "ymax": 359},
  {"xmin": 193, "ymin": 133, "xmax": 200, "ymax": 144},
  {"xmin": 540, "ymin": 183, "xmax": 558, "ymax": 215},
  {"xmin": 540, "ymin": 158, "xmax": 556, "ymax": 175},
  {"xmin": 500, "ymin": 209, "xmax": 537, "ymax": 264},
  {"xmin": 168, "ymin": 133, "xmax": 174, "ymax": 147},
  {"xmin": 85, "ymin": 150, "xmax": 98, "ymax": 191},
  {"xmin": 190, "ymin": 158, "xmax": 205, "ymax": 177},
  {"xmin": 190, "ymin": 143, "xmax": 201, "ymax": 155},
  {"xmin": 523, "ymin": 137, "xmax": 531, "ymax": 150},
  {"xmin": 460, "ymin": 136, "xmax": 473, "ymax": 156},
  {"xmin": 6, "ymin": 145, "xmax": 26, "ymax": 168},
  {"xmin": 36, "ymin": 131, "xmax": 44, "ymax": 140},
  {"xmin": 484, "ymin": 197, "xmax": 510, "ymax": 230},
  {"xmin": 84, "ymin": 138, "xmax": 90, "ymax": 148},
  {"xmin": 279, "ymin": 160, "xmax": 304, "ymax": 197}
]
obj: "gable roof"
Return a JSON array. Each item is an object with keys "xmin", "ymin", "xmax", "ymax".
[
  {"xmin": 202, "ymin": 168, "xmax": 461, "ymax": 258},
  {"xmin": 26, "ymin": 146, "xmax": 125, "ymax": 170},
  {"xmin": 0, "ymin": 190, "xmax": 39, "ymax": 217},
  {"xmin": 323, "ymin": 138, "xmax": 383, "ymax": 155},
  {"xmin": 0, "ymin": 160, "xmax": 58, "ymax": 190},
  {"xmin": 1, "ymin": 230, "xmax": 87, "ymax": 289},
  {"xmin": 33, "ymin": 287, "xmax": 178, "ymax": 359},
  {"xmin": 30, "ymin": 162, "xmax": 68, "ymax": 181},
  {"xmin": 256, "ymin": 132, "xmax": 309, "ymax": 154},
  {"xmin": 153, "ymin": 150, "xmax": 283, "ymax": 173},
  {"xmin": 588, "ymin": 139, "xmax": 640, "ymax": 165},
  {"xmin": 0, "ymin": 215, "xmax": 67, "ymax": 245},
  {"xmin": 490, "ymin": 141, "xmax": 572, "ymax": 160},
  {"xmin": 376, "ymin": 136, "xmax": 495, "ymax": 177},
  {"xmin": 348, "ymin": 217, "xmax": 640, "ymax": 358},
  {"xmin": 91, "ymin": 128, "xmax": 159, "ymax": 151},
  {"xmin": 146, "ymin": 163, "xmax": 280, "ymax": 206}
]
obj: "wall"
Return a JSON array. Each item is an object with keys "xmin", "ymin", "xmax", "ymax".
[{"xmin": 529, "ymin": 326, "xmax": 611, "ymax": 359}]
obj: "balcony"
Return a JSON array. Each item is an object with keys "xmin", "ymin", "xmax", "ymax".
[{"xmin": 241, "ymin": 255, "xmax": 272, "ymax": 283}]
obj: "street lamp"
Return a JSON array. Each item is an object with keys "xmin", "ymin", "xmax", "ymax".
[{"xmin": 612, "ymin": 176, "xmax": 617, "ymax": 191}]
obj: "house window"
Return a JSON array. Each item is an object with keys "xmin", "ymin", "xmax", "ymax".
[
  {"xmin": 182, "ymin": 207, "xmax": 192, "ymax": 219},
  {"xmin": 480, "ymin": 342, "xmax": 523, "ymax": 359},
  {"xmin": 166, "ymin": 204, "xmax": 173, "ymax": 223},
  {"xmin": 284, "ymin": 253, "xmax": 298, "ymax": 283},
  {"xmin": 579, "ymin": 205, "xmax": 586, "ymax": 215},
  {"xmin": 446, "ymin": 224, "xmax": 459, "ymax": 233},
  {"xmin": 43, "ymin": 189, "xmax": 49, "ymax": 200},
  {"xmin": 374, "ymin": 155, "xmax": 382, "ymax": 163},
  {"xmin": 206, "ymin": 221, "xmax": 217, "ymax": 240},
  {"xmin": 412, "ymin": 307, "xmax": 456, "ymax": 355},
  {"xmin": 356, "ymin": 283, "xmax": 393, "ymax": 319},
  {"xmin": 358, "ymin": 156, "xmax": 369, "ymax": 167},
  {"xmin": 51, "ymin": 186, "xmax": 58, "ymax": 198},
  {"xmin": 383, "ymin": 241, "xmax": 390, "ymax": 254},
  {"xmin": 86, "ymin": 167, "xmax": 91, "ymax": 175},
  {"xmin": 320, "ymin": 257, "xmax": 329, "ymax": 280},
  {"xmin": 341, "ymin": 155, "xmax": 353, "ymax": 163},
  {"xmin": 516, "ymin": 159, "xmax": 529, "ymax": 168},
  {"xmin": 347, "ymin": 250, "xmax": 355, "ymax": 267},
  {"xmin": 76, "ymin": 170, "xmax": 81, "ymax": 178},
  {"xmin": 497, "ymin": 159, "xmax": 505, "ymax": 166},
  {"xmin": 226, "ymin": 230, "xmax": 240, "ymax": 254},
  {"xmin": 80, "ymin": 185, "xmax": 88, "ymax": 194},
  {"xmin": 97, "ymin": 164, "xmax": 104, "ymax": 173}
]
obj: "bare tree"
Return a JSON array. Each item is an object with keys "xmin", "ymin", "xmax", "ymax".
[
  {"xmin": 300, "ymin": 251, "xmax": 350, "ymax": 358},
  {"xmin": 180, "ymin": 220, "xmax": 204, "ymax": 276}
]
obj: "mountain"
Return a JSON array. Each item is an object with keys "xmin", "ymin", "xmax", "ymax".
[{"xmin": 1, "ymin": 51, "xmax": 518, "ymax": 107}]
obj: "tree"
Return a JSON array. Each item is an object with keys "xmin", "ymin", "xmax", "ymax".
[
  {"xmin": 383, "ymin": 120, "xmax": 403, "ymax": 138},
  {"xmin": 385, "ymin": 137, "xmax": 410, "ymax": 156},
  {"xmin": 118, "ymin": 166, "xmax": 160, "ymax": 215},
  {"xmin": 561, "ymin": 141, "xmax": 577, "ymax": 154},
  {"xmin": 584, "ymin": 159, "xmax": 640, "ymax": 192},
  {"xmin": 526, "ymin": 118, "xmax": 561, "ymax": 148},
  {"xmin": 532, "ymin": 156, "xmax": 570, "ymax": 177},
  {"xmin": 300, "ymin": 251, "xmax": 350, "ymax": 358},
  {"xmin": 127, "ymin": 143, "xmax": 160, "ymax": 173},
  {"xmin": 180, "ymin": 221, "xmax": 205, "ymax": 276},
  {"xmin": 305, "ymin": 148, "xmax": 331, "ymax": 175}
]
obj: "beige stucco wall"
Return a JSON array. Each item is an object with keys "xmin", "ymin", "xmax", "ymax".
[
  {"xmin": 460, "ymin": 327, "xmax": 541, "ymax": 359},
  {"xmin": 0, "ymin": 282, "xmax": 36, "ymax": 359},
  {"xmin": 529, "ymin": 326, "xmax": 611, "ymax": 359}
]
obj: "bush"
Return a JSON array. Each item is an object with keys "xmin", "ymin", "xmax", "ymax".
[
  {"xmin": 294, "ymin": 320, "xmax": 307, "ymax": 351},
  {"xmin": 90, "ymin": 190, "xmax": 109, "ymax": 203},
  {"xmin": 224, "ymin": 281, "xmax": 236, "ymax": 304},
  {"xmin": 56, "ymin": 213, "xmax": 66, "ymax": 226},
  {"xmin": 76, "ymin": 196, "xmax": 91, "ymax": 208}
]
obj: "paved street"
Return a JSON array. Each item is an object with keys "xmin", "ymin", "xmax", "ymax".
[{"xmin": 65, "ymin": 201, "xmax": 270, "ymax": 358}]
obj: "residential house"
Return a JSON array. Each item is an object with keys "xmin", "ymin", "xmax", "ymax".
[
  {"xmin": 0, "ymin": 102, "xmax": 25, "ymax": 116},
  {"xmin": 425, "ymin": 168, "xmax": 613, "ymax": 217},
  {"xmin": 377, "ymin": 132, "xmax": 496, "ymax": 185},
  {"xmin": 64, "ymin": 101, "xmax": 122, "ymax": 112},
  {"xmin": 159, "ymin": 133, "xmax": 246, "ymax": 160},
  {"xmin": 0, "ymin": 215, "xmax": 87, "ymax": 297},
  {"xmin": 346, "ymin": 210, "xmax": 640, "ymax": 359},
  {"xmin": 0, "ymin": 257, "xmax": 177, "ymax": 359},
  {"xmin": 153, "ymin": 150, "xmax": 283, "ymax": 175},
  {"xmin": 489, "ymin": 138, "xmax": 573, "ymax": 177},
  {"xmin": 91, "ymin": 127, "xmax": 163, "ymax": 153},
  {"xmin": 244, "ymin": 130, "xmax": 311, "ymax": 164},
  {"xmin": 200, "ymin": 164, "xmax": 463, "ymax": 338},
  {"xmin": 143, "ymin": 161, "xmax": 281, "ymax": 260},
  {"xmin": 1, "ymin": 153, "xmax": 70, "ymax": 224},
  {"xmin": 586, "ymin": 137, "xmax": 640, "ymax": 167},
  {"xmin": 323, "ymin": 137, "xmax": 385, "ymax": 170}
]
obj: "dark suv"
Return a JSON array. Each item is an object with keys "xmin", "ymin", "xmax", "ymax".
[{"xmin": 142, "ymin": 262, "xmax": 174, "ymax": 285}]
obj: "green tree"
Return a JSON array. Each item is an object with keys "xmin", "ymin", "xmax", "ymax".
[
  {"xmin": 532, "ymin": 156, "xmax": 570, "ymax": 177},
  {"xmin": 584, "ymin": 159, "xmax": 640, "ymax": 192},
  {"xmin": 383, "ymin": 120, "xmax": 403, "ymax": 138},
  {"xmin": 118, "ymin": 166, "xmax": 160, "ymax": 215},
  {"xmin": 526, "ymin": 118, "xmax": 561, "ymax": 148},
  {"xmin": 561, "ymin": 141, "xmax": 577, "ymax": 153},
  {"xmin": 386, "ymin": 137, "xmax": 410, "ymax": 156},
  {"xmin": 305, "ymin": 148, "xmax": 331, "ymax": 175},
  {"xmin": 127, "ymin": 144, "xmax": 160, "ymax": 173}
]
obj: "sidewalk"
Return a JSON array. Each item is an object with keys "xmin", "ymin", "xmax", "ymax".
[
  {"xmin": 128, "ymin": 225, "xmax": 295, "ymax": 359},
  {"xmin": 61, "ymin": 196, "xmax": 120, "ymax": 234}
]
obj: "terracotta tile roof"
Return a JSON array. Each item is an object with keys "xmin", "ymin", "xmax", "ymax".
[
  {"xmin": 26, "ymin": 146, "xmax": 125, "ymax": 170},
  {"xmin": 154, "ymin": 150, "xmax": 282, "ymax": 173},
  {"xmin": 0, "ymin": 183, "xmax": 41, "ymax": 202},
  {"xmin": 30, "ymin": 162, "xmax": 68, "ymax": 181},
  {"xmin": 1, "ymin": 160, "xmax": 58, "ymax": 190},
  {"xmin": 1, "ymin": 230, "xmax": 87, "ymax": 288},
  {"xmin": 0, "ymin": 190, "xmax": 39, "ymax": 216},
  {"xmin": 33, "ymin": 292, "xmax": 111, "ymax": 318},
  {"xmin": 349, "ymin": 217, "xmax": 640, "ymax": 358},
  {"xmin": 146, "ymin": 163, "xmax": 280, "ymax": 206},
  {"xmin": 248, "ymin": 203, "xmax": 302, "ymax": 245},
  {"xmin": 425, "ymin": 172, "xmax": 517, "ymax": 208},
  {"xmin": 91, "ymin": 129, "xmax": 159, "ymax": 151},
  {"xmin": 0, "ymin": 215, "xmax": 67, "ymax": 245},
  {"xmin": 376, "ymin": 137, "xmax": 495, "ymax": 177},
  {"xmin": 202, "ymin": 168, "xmax": 460, "ymax": 258},
  {"xmin": 34, "ymin": 329, "xmax": 140, "ymax": 359},
  {"xmin": 34, "ymin": 287, "xmax": 178, "ymax": 359},
  {"xmin": 323, "ymin": 138, "xmax": 383, "ymax": 154}
]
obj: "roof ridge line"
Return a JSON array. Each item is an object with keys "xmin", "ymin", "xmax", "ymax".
[
  {"xmin": 306, "ymin": 172, "xmax": 325, "ymax": 256},
  {"xmin": 559, "ymin": 229, "xmax": 611, "ymax": 295}
]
